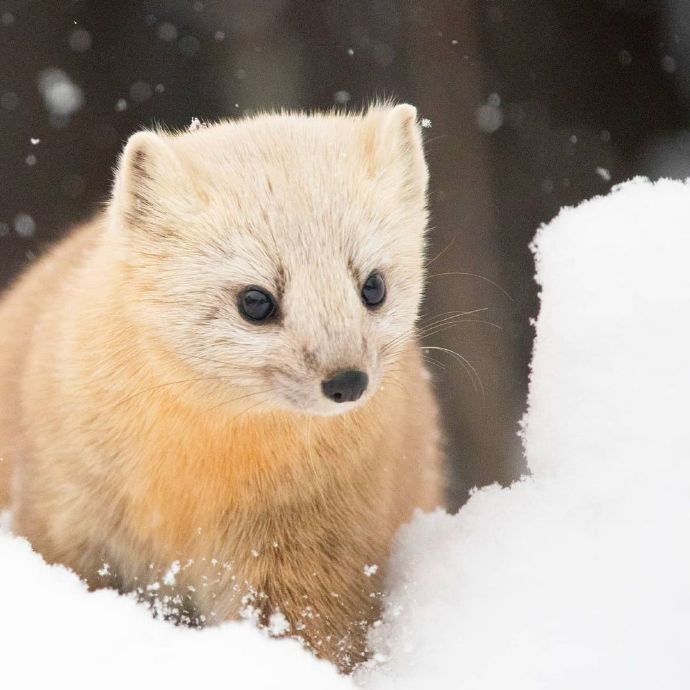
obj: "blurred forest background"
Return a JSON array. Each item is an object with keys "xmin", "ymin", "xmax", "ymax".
[{"xmin": 1, "ymin": 0, "xmax": 687, "ymax": 508}]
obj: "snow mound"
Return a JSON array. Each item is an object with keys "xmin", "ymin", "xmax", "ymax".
[
  {"xmin": 359, "ymin": 178, "xmax": 690, "ymax": 689},
  {"xmin": 0, "ymin": 522, "xmax": 350, "ymax": 689},
  {"xmin": 2, "ymin": 178, "xmax": 689, "ymax": 688}
]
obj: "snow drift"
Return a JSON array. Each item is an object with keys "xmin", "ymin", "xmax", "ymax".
[
  {"xmin": 0, "ymin": 525, "xmax": 351, "ymax": 689},
  {"xmin": 2, "ymin": 178, "xmax": 689, "ymax": 688},
  {"xmin": 360, "ymin": 177, "xmax": 690, "ymax": 689}
]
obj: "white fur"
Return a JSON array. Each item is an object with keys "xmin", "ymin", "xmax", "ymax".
[{"xmin": 110, "ymin": 105, "xmax": 430, "ymax": 415}]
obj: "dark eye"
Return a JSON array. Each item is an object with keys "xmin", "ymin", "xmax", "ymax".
[
  {"xmin": 238, "ymin": 287, "xmax": 277, "ymax": 323},
  {"xmin": 361, "ymin": 271, "xmax": 386, "ymax": 308}
]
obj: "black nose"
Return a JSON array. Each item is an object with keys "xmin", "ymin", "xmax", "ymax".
[{"xmin": 321, "ymin": 370, "xmax": 369, "ymax": 403}]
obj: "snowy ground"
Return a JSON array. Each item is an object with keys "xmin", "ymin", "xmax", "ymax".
[{"xmin": 2, "ymin": 178, "xmax": 689, "ymax": 688}]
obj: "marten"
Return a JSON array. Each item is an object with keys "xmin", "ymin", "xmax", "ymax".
[{"xmin": 0, "ymin": 104, "xmax": 444, "ymax": 671}]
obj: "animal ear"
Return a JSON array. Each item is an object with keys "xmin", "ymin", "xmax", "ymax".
[
  {"xmin": 368, "ymin": 103, "xmax": 429, "ymax": 204},
  {"xmin": 111, "ymin": 130, "xmax": 181, "ymax": 233}
]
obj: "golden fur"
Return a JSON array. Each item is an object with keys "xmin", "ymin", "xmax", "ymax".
[{"xmin": 0, "ymin": 105, "xmax": 444, "ymax": 670}]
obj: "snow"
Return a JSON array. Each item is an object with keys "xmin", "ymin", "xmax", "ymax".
[
  {"xmin": 595, "ymin": 165, "xmax": 611, "ymax": 181},
  {"xmin": 268, "ymin": 611, "xmax": 291, "ymax": 637},
  {"xmin": 0, "ymin": 520, "xmax": 350, "ymax": 689},
  {"xmin": 157, "ymin": 22, "xmax": 178, "ymax": 42},
  {"xmin": 2, "ymin": 178, "xmax": 689, "ymax": 688},
  {"xmin": 358, "ymin": 177, "xmax": 690, "ymax": 689},
  {"xmin": 13, "ymin": 212, "xmax": 36, "ymax": 238},
  {"xmin": 162, "ymin": 559, "xmax": 181, "ymax": 586},
  {"xmin": 68, "ymin": 28, "xmax": 92, "ymax": 53},
  {"xmin": 189, "ymin": 116, "xmax": 207, "ymax": 132},
  {"xmin": 475, "ymin": 94, "xmax": 503, "ymax": 133},
  {"xmin": 37, "ymin": 67, "xmax": 84, "ymax": 117}
]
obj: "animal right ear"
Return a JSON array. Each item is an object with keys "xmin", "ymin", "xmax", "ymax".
[
  {"xmin": 363, "ymin": 103, "xmax": 429, "ymax": 206},
  {"xmin": 111, "ymin": 131, "xmax": 180, "ymax": 233}
]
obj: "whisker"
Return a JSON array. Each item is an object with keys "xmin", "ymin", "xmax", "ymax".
[
  {"xmin": 416, "ymin": 308, "xmax": 490, "ymax": 333},
  {"xmin": 207, "ymin": 388, "xmax": 278, "ymax": 413},
  {"xmin": 425, "ymin": 235, "xmax": 456, "ymax": 268},
  {"xmin": 428, "ymin": 271, "xmax": 514, "ymax": 302},
  {"xmin": 421, "ymin": 345, "xmax": 485, "ymax": 406},
  {"xmin": 381, "ymin": 309, "xmax": 501, "ymax": 359},
  {"xmin": 114, "ymin": 374, "xmax": 240, "ymax": 407},
  {"xmin": 420, "ymin": 306, "xmax": 489, "ymax": 321},
  {"xmin": 417, "ymin": 318, "xmax": 503, "ymax": 341},
  {"xmin": 422, "ymin": 134, "xmax": 450, "ymax": 147},
  {"xmin": 305, "ymin": 415, "xmax": 317, "ymax": 475},
  {"xmin": 379, "ymin": 321, "xmax": 468, "ymax": 357},
  {"xmin": 209, "ymin": 394, "xmax": 274, "ymax": 422},
  {"xmin": 417, "ymin": 314, "xmax": 493, "ymax": 335},
  {"xmin": 379, "ymin": 375, "xmax": 408, "ymax": 395},
  {"xmin": 422, "ymin": 355, "xmax": 446, "ymax": 371},
  {"xmin": 179, "ymin": 353, "xmax": 236, "ymax": 368}
]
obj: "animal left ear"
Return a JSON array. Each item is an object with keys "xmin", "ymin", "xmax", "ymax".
[
  {"xmin": 111, "ymin": 130, "xmax": 183, "ymax": 235},
  {"xmin": 374, "ymin": 104, "xmax": 429, "ymax": 204}
]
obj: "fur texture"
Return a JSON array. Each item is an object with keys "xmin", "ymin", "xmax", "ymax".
[{"xmin": 0, "ymin": 105, "xmax": 444, "ymax": 671}]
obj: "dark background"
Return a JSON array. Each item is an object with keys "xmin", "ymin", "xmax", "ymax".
[{"xmin": 1, "ymin": 0, "xmax": 687, "ymax": 508}]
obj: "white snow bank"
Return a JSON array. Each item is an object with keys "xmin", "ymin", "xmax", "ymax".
[
  {"xmin": 359, "ymin": 178, "xmax": 690, "ymax": 689},
  {"xmin": 0, "ymin": 526, "xmax": 351, "ymax": 689},
  {"xmin": 2, "ymin": 178, "xmax": 689, "ymax": 689}
]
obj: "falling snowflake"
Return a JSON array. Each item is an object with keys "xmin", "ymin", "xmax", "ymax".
[
  {"xmin": 596, "ymin": 167, "xmax": 612, "ymax": 182},
  {"xmin": 189, "ymin": 117, "xmax": 207, "ymax": 132}
]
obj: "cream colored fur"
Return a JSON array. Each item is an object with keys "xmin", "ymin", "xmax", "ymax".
[{"xmin": 0, "ymin": 104, "xmax": 444, "ymax": 671}]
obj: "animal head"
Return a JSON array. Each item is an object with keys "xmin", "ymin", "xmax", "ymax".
[{"xmin": 110, "ymin": 104, "xmax": 429, "ymax": 416}]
